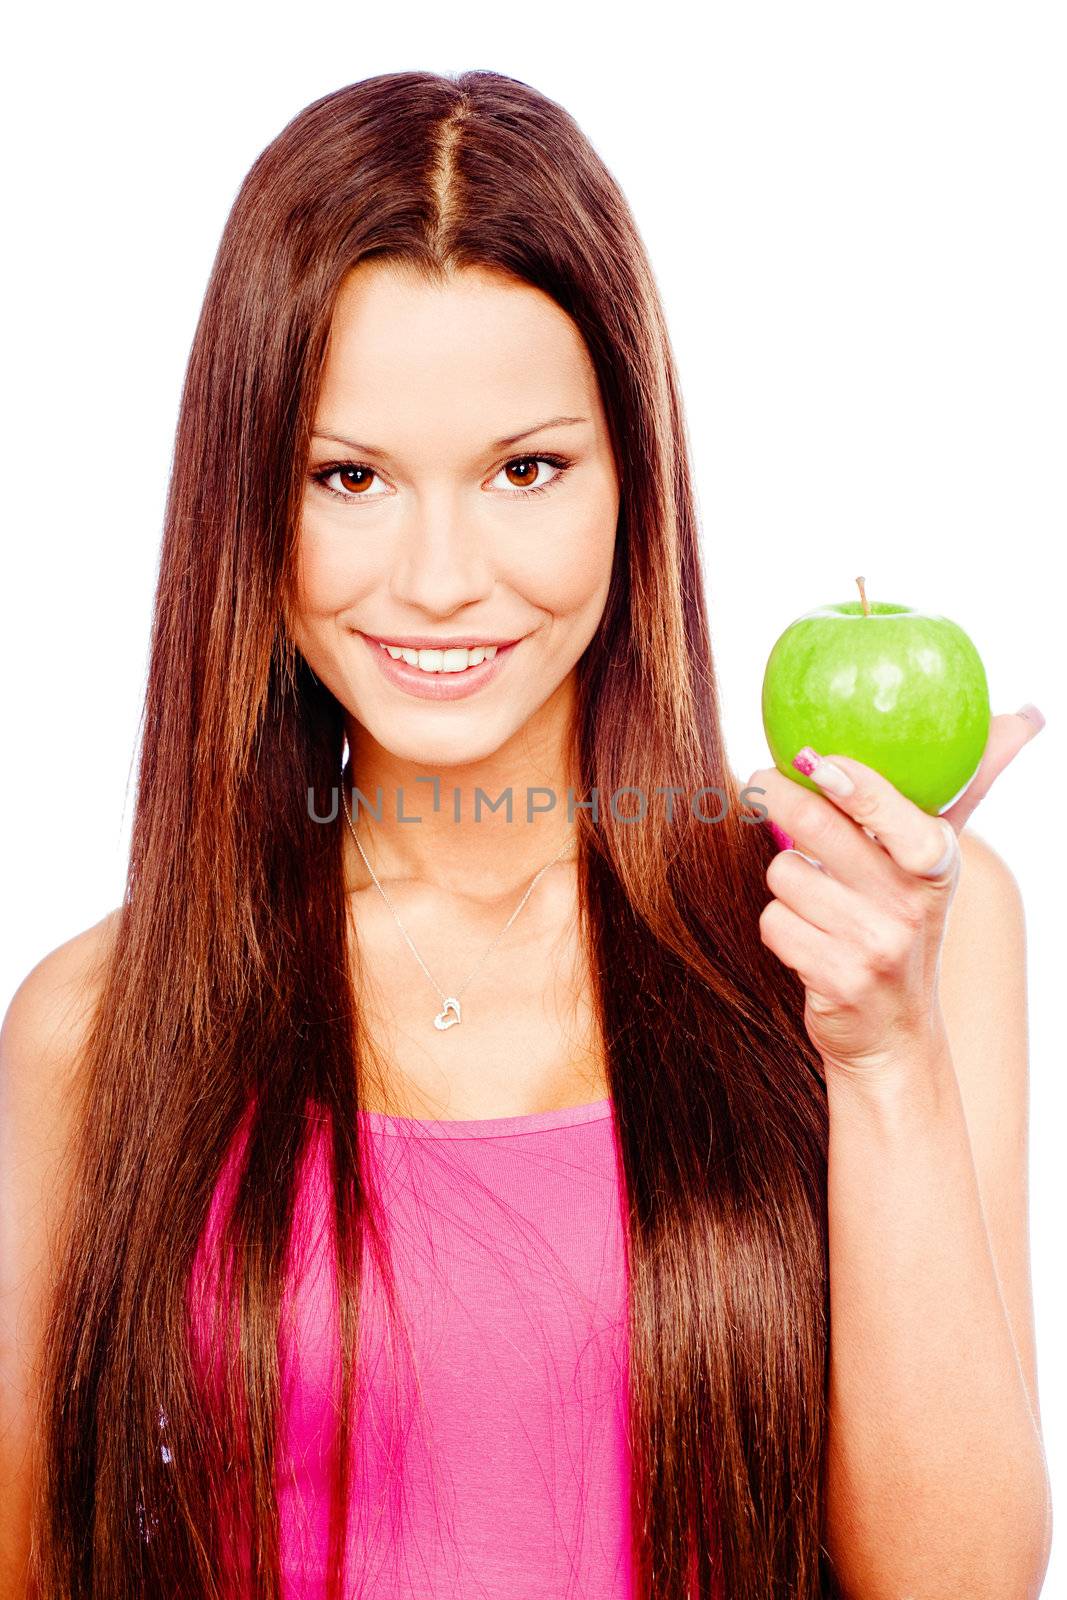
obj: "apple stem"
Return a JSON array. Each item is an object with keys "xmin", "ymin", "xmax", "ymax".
[{"xmin": 855, "ymin": 575, "xmax": 871, "ymax": 616}]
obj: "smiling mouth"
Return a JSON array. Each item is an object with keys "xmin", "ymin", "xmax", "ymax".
[{"xmin": 374, "ymin": 640, "xmax": 501, "ymax": 674}]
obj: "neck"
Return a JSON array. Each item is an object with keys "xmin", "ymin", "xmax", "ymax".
[{"xmin": 341, "ymin": 706, "xmax": 580, "ymax": 901}]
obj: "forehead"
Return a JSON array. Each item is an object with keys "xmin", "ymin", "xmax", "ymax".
[{"xmin": 314, "ymin": 261, "xmax": 598, "ymax": 443}]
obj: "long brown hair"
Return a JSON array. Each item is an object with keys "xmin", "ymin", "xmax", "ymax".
[{"xmin": 32, "ymin": 70, "xmax": 838, "ymax": 1598}]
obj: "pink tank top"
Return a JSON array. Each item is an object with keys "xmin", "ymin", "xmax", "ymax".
[{"xmin": 189, "ymin": 1097, "xmax": 634, "ymax": 1598}]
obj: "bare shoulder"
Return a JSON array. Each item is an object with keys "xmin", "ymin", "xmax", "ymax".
[
  {"xmin": 0, "ymin": 907, "xmax": 123, "ymax": 1599},
  {"xmin": 939, "ymin": 821, "xmax": 1028, "ymax": 1103},
  {"xmin": 1, "ymin": 900, "xmax": 126, "ymax": 1304},
  {"xmin": 2, "ymin": 903, "xmax": 125, "ymax": 1056},
  {"xmin": 953, "ymin": 824, "xmax": 1023, "ymax": 900},
  {"xmin": 1, "ymin": 907, "xmax": 124, "ymax": 1138},
  {"xmin": 939, "ymin": 823, "xmax": 1029, "ymax": 1071}
]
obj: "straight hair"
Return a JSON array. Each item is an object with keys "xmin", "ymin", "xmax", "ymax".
[{"xmin": 32, "ymin": 70, "xmax": 838, "ymax": 1598}]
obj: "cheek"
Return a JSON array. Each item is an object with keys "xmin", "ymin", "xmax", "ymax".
[
  {"xmin": 286, "ymin": 513, "xmax": 382, "ymax": 676},
  {"xmin": 294, "ymin": 512, "xmax": 378, "ymax": 616},
  {"xmin": 510, "ymin": 499, "xmax": 617, "ymax": 618}
]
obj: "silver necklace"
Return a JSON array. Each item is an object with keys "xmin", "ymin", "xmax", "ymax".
[{"xmin": 341, "ymin": 770, "xmax": 576, "ymax": 1032}]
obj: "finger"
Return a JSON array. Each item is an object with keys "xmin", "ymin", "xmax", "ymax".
[
  {"xmin": 942, "ymin": 706, "xmax": 1046, "ymax": 830},
  {"xmin": 767, "ymin": 848, "xmax": 872, "ymax": 938},
  {"xmin": 762, "ymin": 815, "xmax": 827, "ymax": 869},
  {"xmin": 748, "ymin": 764, "xmax": 906, "ymax": 887},
  {"xmin": 791, "ymin": 746, "xmax": 959, "ymax": 883},
  {"xmin": 758, "ymin": 895, "xmax": 855, "ymax": 1004}
]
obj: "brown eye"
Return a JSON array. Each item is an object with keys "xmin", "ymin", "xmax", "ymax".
[
  {"xmin": 332, "ymin": 466, "xmax": 376, "ymax": 495},
  {"xmin": 491, "ymin": 455, "xmax": 572, "ymax": 498},
  {"xmin": 312, "ymin": 463, "xmax": 387, "ymax": 503},
  {"xmin": 503, "ymin": 458, "xmax": 541, "ymax": 489}
]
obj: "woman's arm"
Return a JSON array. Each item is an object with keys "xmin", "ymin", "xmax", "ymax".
[{"xmin": 821, "ymin": 831, "xmax": 1052, "ymax": 1598}]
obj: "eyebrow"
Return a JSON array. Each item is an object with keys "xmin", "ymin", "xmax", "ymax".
[{"xmin": 311, "ymin": 415, "xmax": 590, "ymax": 456}]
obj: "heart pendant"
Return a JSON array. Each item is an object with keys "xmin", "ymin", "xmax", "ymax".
[{"xmin": 433, "ymin": 997, "xmax": 462, "ymax": 1031}]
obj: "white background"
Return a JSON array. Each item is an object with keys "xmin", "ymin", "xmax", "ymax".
[{"xmin": 2, "ymin": 1, "xmax": 1063, "ymax": 1586}]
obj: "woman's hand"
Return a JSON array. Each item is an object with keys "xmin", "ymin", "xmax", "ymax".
[{"xmin": 746, "ymin": 707, "xmax": 1045, "ymax": 1077}]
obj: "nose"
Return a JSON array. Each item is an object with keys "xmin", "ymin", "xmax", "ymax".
[{"xmin": 387, "ymin": 490, "xmax": 494, "ymax": 615}]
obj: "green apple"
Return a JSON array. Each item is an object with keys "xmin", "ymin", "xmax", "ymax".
[{"xmin": 761, "ymin": 579, "xmax": 991, "ymax": 815}]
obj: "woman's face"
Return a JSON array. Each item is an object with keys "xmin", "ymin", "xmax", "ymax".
[{"xmin": 290, "ymin": 261, "xmax": 620, "ymax": 769}]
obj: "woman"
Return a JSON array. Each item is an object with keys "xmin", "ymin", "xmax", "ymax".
[{"xmin": 1, "ymin": 69, "xmax": 1051, "ymax": 1600}]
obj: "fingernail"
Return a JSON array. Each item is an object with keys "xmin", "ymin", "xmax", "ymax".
[
  {"xmin": 1016, "ymin": 703, "xmax": 1046, "ymax": 732},
  {"xmin": 764, "ymin": 819, "xmax": 795, "ymax": 851},
  {"xmin": 792, "ymin": 746, "xmax": 855, "ymax": 796}
]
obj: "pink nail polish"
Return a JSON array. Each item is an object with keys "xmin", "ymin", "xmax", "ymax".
[
  {"xmin": 1016, "ymin": 703, "xmax": 1046, "ymax": 732},
  {"xmin": 764, "ymin": 819, "xmax": 794, "ymax": 851},
  {"xmin": 792, "ymin": 747, "xmax": 820, "ymax": 777},
  {"xmin": 792, "ymin": 746, "xmax": 855, "ymax": 797}
]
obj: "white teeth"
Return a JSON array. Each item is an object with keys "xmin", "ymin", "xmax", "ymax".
[{"xmin": 378, "ymin": 642, "xmax": 499, "ymax": 672}]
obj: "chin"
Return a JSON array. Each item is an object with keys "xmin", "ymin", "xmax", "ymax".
[{"xmin": 358, "ymin": 709, "xmax": 520, "ymax": 769}]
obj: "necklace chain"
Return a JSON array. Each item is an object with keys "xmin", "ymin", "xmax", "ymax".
[{"xmin": 340, "ymin": 761, "xmax": 576, "ymax": 1030}]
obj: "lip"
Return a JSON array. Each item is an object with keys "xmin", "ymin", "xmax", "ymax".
[
  {"xmin": 363, "ymin": 631, "xmax": 522, "ymax": 649},
  {"xmin": 357, "ymin": 631, "xmax": 521, "ymax": 701}
]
